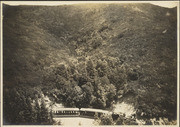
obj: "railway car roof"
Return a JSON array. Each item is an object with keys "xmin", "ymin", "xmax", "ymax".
[
  {"xmin": 52, "ymin": 108, "xmax": 79, "ymax": 111},
  {"xmin": 80, "ymin": 108, "xmax": 112, "ymax": 114}
]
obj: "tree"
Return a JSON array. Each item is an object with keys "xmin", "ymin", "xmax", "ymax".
[
  {"xmin": 86, "ymin": 59, "xmax": 95, "ymax": 78},
  {"xmin": 39, "ymin": 99, "xmax": 50, "ymax": 124},
  {"xmin": 98, "ymin": 114, "xmax": 114, "ymax": 125}
]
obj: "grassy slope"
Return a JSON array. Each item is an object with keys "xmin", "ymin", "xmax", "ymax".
[{"xmin": 3, "ymin": 3, "xmax": 177, "ymax": 121}]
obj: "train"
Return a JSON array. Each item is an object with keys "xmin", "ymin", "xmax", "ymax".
[{"xmin": 52, "ymin": 107, "xmax": 113, "ymax": 118}]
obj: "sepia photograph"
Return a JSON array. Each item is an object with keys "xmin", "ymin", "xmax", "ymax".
[{"xmin": 0, "ymin": 1, "xmax": 179, "ymax": 126}]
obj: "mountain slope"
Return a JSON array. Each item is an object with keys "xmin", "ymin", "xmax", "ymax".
[{"xmin": 3, "ymin": 3, "xmax": 177, "ymax": 124}]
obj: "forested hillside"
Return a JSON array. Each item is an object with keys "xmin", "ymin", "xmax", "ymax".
[{"xmin": 3, "ymin": 3, "xmax": 177, "ymax": 125}]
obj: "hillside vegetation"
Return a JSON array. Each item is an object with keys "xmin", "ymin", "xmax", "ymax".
[{"xmin": 3, "ymin": 3, "xmax": 177, "ymax": 125}]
